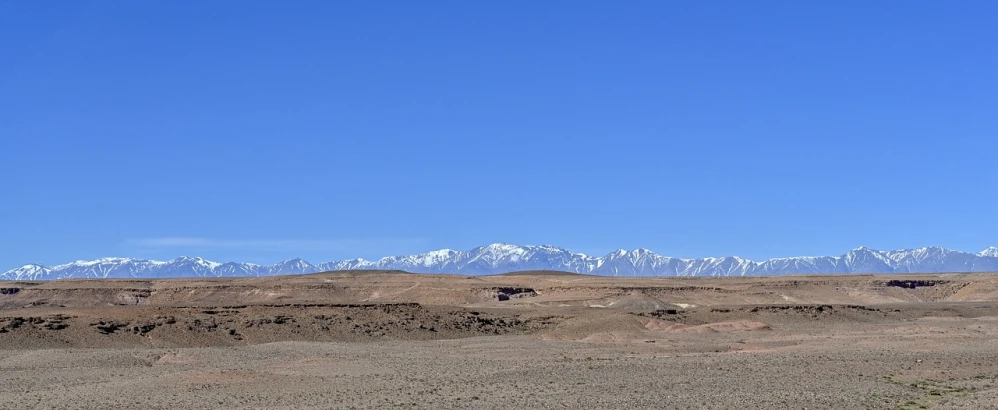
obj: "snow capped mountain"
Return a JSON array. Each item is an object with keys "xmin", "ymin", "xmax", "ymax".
[
  {"xmin": 5, "ymin": 243, "xmax": 998, "ymax": 280},
  {"xmin": 49, "ymin": 257, "xmax": 169, "ymax": 279},
  {"xmin": 2, "ymin": 264, "xmax": 52, "ymax": 280},
  {"xmin": 266, "ymin": 258, "xmax": 318, "ymax": 275},
  {"xmin": 213, "ymin": 262, "xmax": 261, "ymax": 277}
]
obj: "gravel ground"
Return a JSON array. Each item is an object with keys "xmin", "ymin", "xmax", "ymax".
[{"xmin": 1, "ymin": 333, "xmax": 997, "ymax": 409}]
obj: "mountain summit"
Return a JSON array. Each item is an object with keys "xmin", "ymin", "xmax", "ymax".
[{"xmin": 4, "ymin": 244, "xmax": 998, "ymax": 280}]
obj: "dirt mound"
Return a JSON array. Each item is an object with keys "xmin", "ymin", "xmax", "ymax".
[
  {"xmin": 667, "ymin": 320, "xmax": 772, "ymax": 333},
  {"xmin": 540, "ymin": 313, "xmax": 660, "ymax": 341},
  {"xmin": 945, "ymin": 281, "xmax": 998, "ymax": 301},
  {"xmin": 599, "ymin": 294, "xmax": 674, "ymax": 311}
]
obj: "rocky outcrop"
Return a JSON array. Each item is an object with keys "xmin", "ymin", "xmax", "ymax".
[{"xmin": 885, "ymin": 280, "xmax": 942, "ymax": 289}]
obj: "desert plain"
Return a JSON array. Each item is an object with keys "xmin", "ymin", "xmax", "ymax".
[{"xmin": 1, "ymin": 270, "xmax": 998, "ymax": 409}]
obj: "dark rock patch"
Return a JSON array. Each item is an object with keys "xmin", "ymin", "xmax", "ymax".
[
  {"xmin": 885, "ymin": 280, "xmax": 942, "ymax": 289},
  {"xmin": 493, "ymin": 287, "xmax": 538, "ymax": 301},
  {"xmin": 93, "ymin": 321, "xmax": 131, "ymax": 335}
]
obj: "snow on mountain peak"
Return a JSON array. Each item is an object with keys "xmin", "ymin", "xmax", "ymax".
[
  {"xmin": 6, "ymin": 244, "xmax": 998, "ymax": 280},
  {"xmin": 413, "ymin": 249, "xmax": 458, "ymax": 266},
  {"xmin": 480, "ymin": 243, "xmax": 525, "ymax": 254},
  {"xmin": 54, "ymin": 257, "xmax": 136, "ymax": 269},
  {"xmin": 1, "ymin": 264, "xmax": 52, "ymax": 280},
  {"xmin": 173, "ymin": 256, "xmax": 221, "ymax": 269}
]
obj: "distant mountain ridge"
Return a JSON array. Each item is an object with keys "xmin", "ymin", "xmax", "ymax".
[{"xmin": 5, "ymin": 244, "xmax": 998, "ymax": 280}]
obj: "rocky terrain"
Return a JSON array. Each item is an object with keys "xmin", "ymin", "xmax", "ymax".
[{"xmin": 2, "ymin": 270, "xmax": 998, "ymax": 409}]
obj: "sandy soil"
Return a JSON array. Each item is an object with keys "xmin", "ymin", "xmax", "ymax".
[{"xmin": 2, "ymin": 271, "xmax": 998, "ymax": 409}]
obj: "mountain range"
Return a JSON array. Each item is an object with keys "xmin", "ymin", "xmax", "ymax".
[{"xmin": 5, "ymin": 244, "xmax": 998, "ymax": 280}]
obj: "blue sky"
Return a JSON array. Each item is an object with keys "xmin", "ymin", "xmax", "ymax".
[{"xmin": 2, "ymin": 1, "xmax": 997, "ymax": 268}]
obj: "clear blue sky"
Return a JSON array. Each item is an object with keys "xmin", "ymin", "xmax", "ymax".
[{"xmin": 2, "ymin": 1, "xmax": 997, "ymax": 268}]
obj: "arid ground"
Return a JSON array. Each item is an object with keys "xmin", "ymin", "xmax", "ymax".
[{"xmin": 2, "ymin": 271, "xmax": 998, "ymax": 409}]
